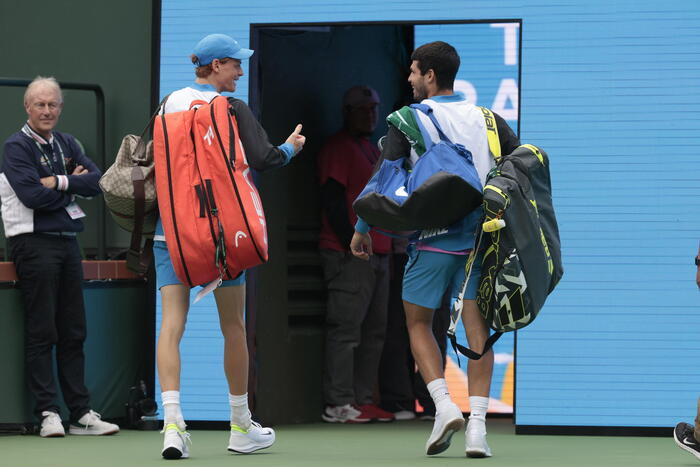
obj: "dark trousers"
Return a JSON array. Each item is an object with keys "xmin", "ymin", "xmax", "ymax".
[
  {"xmin": 320, "ymin": 249, "xmax": 390, "ymax": 406},
  {"xmin": 378, "ymin": 252, "xmax": 449, "ymax": 415},
  {"xmin": 8, "ymin": 234, "xmax": 90, "ymax": 422}
]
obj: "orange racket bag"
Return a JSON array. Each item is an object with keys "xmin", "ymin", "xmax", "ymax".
[{"xmin": 153, "ymin": 96, "xmax": 268, "ymax": 287}]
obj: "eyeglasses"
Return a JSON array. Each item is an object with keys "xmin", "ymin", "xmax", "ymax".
[{"xmin": 31, "ymin": 101, "xmax": 61, "ymax": 111}]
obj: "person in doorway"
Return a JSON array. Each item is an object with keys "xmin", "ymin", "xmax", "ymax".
[
  {"xmin": 317, "ymin": 85, "xmax": 394, "ymax": 423},
  {"xmin": 155, "ymin": 33, "xmax": 305, "ymax": 459},
  {"xmin": 0, "ymin": 76, "xmax": 119, "ymax": 438},
  {"xmin": 350, "ymin": 41, "xmax": 520, "ymax": 456}
]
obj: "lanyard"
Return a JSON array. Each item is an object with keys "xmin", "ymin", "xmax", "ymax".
[{"xmin": 34, "ymin": 139, "xmax": 67, "ymax": 176}]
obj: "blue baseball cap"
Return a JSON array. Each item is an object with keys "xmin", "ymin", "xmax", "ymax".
[{"xmin": 192, "ymin": 34, "xmax": 254, "ymax": 66}]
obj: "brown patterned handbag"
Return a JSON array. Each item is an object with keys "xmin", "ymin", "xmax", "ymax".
[{"xmin": 99, "ymin": 96, "xmax": 168, "ymax": 272}]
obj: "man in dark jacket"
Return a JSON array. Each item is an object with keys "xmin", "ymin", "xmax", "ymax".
[{"xmin": 0, "ymin": 76, "xmax": 118, "ymax": 437}]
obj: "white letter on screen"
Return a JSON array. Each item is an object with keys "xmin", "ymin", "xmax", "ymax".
[
  {"xmin": 492, "ymin": 79, "xmax": 519, "ymax": 121},
  {"xmin": 491, "ymin": 23, "xmax": 519, "ymax": 66}
]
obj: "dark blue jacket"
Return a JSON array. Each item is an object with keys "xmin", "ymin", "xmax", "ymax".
[{"xmin": 0, "ymin": 130, "xmax": 101, "ymax": 235}]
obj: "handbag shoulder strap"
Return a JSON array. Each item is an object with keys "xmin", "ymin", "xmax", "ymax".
[
  {"xmin": 138, "ymin": 94, "xmax": 172, "ymax": 140},
  {"xmin": 126, "ymin": 163, "xmax": 152, "ymax": 275},
  {"xmin": 125, "ymin": 94, "xmax": 170, "ymax": 275}
]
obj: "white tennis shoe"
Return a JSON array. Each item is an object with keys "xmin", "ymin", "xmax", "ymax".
[
  {"xmin": 228, "ymin": 421, "xmax": 275, "ymax": 453},
  {"xmin": 68, "ymin": 410, "xmax": 119, "ymax": 436},
  {"xmin": 40, "ymin": 411, "xmax": 65, "ymax": 438},
  {"xmin": 425, "ymin": 402, "xmax": 464, "ymax": 455},
  {"xmin": 465, "ymin": 419, "xmax": 492, "ymax": 458},
  {"xmin": 161, "ymin": 423, "xmax": 191, "ymax": 459}
]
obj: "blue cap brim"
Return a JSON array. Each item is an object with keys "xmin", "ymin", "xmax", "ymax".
[{"xmin": 231, "ymin": 48, "xmax": 254, "ymax": 60}]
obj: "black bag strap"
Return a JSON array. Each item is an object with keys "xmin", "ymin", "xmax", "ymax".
[
  {"xmin": 448, "ymin": 331, "xmax": 503, "ymax": 365},
  {"xmin": 126, "ymin": 166, "xmax": 152, "ymax": 274},
  {"xmin": 133, "ymin": 94, "xmax": 171, "ymax": 164}
]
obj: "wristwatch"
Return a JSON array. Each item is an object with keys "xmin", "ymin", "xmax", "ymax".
[{"xmin": 695, "ymin": 256, "xmax": 700, "ymax": 266}]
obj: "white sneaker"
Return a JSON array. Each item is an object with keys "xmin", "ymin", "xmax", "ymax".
[
  {"xmin": 321, "ymin": 404, "xmax": 370, "ymax": 423},
  {"xmin": 228, "ymin": 421, "xmax": 275, "ymax": 453},
  {"xmin": 68, "ymin": 410, "xmax": 120, "ymax": 436},
  {"xmin": 465, "ymin": 419, "xmax": 492, "ymax": 458},
  {"xmin": 40, "ymin": 411, "xmax": 65, "ymax": 438},
  {"xmin": 425, "ymin": 402, "xmax": 464, "ymax": 455},
  {"xmin": 162, "ymin": 423, "xmax": 191, "ymax": 459}
]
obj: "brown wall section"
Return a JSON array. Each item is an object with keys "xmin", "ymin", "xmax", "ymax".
[{"xmin": 0, "ymin": 261, "xmax": 142, "ymax": 282}]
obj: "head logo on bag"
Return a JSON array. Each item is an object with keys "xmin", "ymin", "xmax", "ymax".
[{"xmin": 234, "ymin": 231, "xmax": 247, "ymax": 247}]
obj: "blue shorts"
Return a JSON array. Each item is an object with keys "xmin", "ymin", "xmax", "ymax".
[
  {"xmin": 153, "ymin": 241, "xmax": 245, "ymax": 290},
  {"xmin": 402, "ymin": 247, "xmax": 481, "ymax": 309}
]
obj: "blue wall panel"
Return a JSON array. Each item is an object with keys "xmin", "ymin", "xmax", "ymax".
[{"xmin": 160, "ymin": 0, "xmax": 700, "ymax": 426}]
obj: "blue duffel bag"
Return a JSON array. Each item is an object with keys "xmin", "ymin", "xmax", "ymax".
[{"xmin": 353, "ymin": 104, "xmax": 483, "ymax": 231}]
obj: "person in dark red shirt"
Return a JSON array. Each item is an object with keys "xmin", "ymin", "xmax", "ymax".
[{"xmin": 317, "ymin": 86, "xmax": 394, "ymax": 423}]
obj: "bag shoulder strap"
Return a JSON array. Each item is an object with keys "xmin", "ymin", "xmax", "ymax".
[
  {"xmin": 125, "ymin": 164, "xmax": 152, "ymax": 275},
  {"xmin": 410, "ymin": 104, "xmax": 453, "ymax": 145},
  {"xmin": 140, "ymin": 94, "xmax": 171, "ymax": 138},
  {"xmin": 387, "ymin": 106, "xmax": 427, "ymax": 156},
  {"xmin": 125, "ymin": 95, "xmax": 170, "ymax": 275},
  {"xmin": 449, "ymin": 331, "xmax": 503, "ymax": 363},
  {"xmin": 478, "ymin": 106, "xmax": 501, "ymax": 162},
  {"xmin": 132, "ymin": 94, "xmax": 171, "ymax": 164}
]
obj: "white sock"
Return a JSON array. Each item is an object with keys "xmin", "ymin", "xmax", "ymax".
[
  {"xmin": 162, "ymin": 390, "xmax": 185, "ymax": 430},
  {"xmin": 468, "ymin": 396, "xmax": 489, "ymax": 431},
  {"xmin": 229, "ymin": 393, "xmax": 252, "ymax": 430},
  {"xmin": 427, "ymin": 378, "xmax": 453, "ymax": 413}
]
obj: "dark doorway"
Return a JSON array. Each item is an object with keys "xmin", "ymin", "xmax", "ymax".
[{"xmin": 247, "ymin": 24, "xmax": 412, "ymax": 424}]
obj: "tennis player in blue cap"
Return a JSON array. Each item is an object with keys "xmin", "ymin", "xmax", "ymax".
[{"xmin": 155, "ymin": 33, "xmax": 305, "ymax": 460}]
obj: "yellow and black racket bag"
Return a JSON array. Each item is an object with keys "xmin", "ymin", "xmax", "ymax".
[{"xmin": 449, "ymin": 144, "xmax": 563, "ymax": 360}]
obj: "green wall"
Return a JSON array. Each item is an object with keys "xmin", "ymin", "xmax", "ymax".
[
  {"xmin": 0, "ymin": 281, "xmax": 153, "ymax": 424},
  {"xmin": 0, "ymin": 0, "xmax": 155, "ymax": 426},
  {"xmin": 0, "ymin": 0, "xmax": 155, "ymax": 258}
]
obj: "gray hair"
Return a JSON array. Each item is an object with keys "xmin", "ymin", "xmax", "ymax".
[{"xmin": 24, "ymin": 76, "xmax": 63, "ymax": 106}]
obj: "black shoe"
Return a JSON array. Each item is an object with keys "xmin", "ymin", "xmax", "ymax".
[{"xmin": 674, "ymin": 422, "xmax": 700, "ymax": 460}]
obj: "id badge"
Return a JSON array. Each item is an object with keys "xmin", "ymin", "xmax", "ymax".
[{"xmin": 65, "ymin": 202, "xmax": 86, "ymax": 219}]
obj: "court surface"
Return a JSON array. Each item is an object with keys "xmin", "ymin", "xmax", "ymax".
[{"xmin": 0, "ymin": 418, "xmax": 689, "ymax": 467}]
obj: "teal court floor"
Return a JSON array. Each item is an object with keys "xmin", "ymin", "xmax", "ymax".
[{"xmin": 0, "ymin": 418, "xmax": 692, "ymax": 467}]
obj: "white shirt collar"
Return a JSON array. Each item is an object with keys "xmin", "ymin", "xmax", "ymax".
[{"xmin": 21, "ymin": 122, "xmax": 54, "ymax": 145}]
